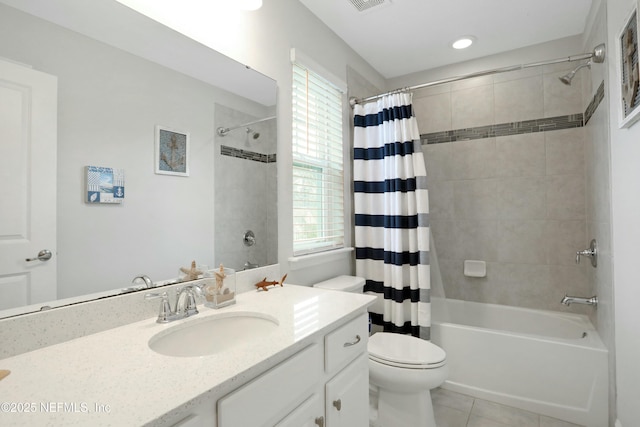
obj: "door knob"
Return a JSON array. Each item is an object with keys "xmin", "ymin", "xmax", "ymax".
[{"xmin": 26, "ymin": 249, "xmax": 52, "ymax": 262}]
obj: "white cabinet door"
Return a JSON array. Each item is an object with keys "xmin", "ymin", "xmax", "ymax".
[
  {"xmin": 0, "ymin": 59, "xmax": 57, "ymax": 311},
  {"xmin": 325, "ymin": 353, "xmax": 369, "ymax": 427},
  {"xmin": 275, "ymin": 393, "xmax": 324, "ymax": 427},
  {"xmin": 218, "ymin": 344, "xmax": 323, "ymax": 427}
]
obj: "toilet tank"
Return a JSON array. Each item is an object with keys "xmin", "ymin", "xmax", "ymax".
[{"xmin": 313, "ymin": 275, "xmax": 365, "ymax": 293}]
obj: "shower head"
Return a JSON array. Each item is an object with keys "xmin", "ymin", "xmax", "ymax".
[
  {"xmin": 558, "ymin": 43, "xmax": 605, "ymax": 86},
  {"xmin": 246, "ymin": 127, "xmax": 260, "ymax": 139},
  {"xmin": 559, "ymin": 61, "xmax": 592, "ymax": 86}
]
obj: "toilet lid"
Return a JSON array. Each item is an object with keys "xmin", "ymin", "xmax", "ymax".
[{"xmin": 368, "ymin": 332, "xmax": 446, "ymax": 368}]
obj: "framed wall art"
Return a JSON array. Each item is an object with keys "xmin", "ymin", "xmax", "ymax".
[
  {"xmin": 155, "ymin": 125, "xmax": 190, "ymax": 176},
  {"xmin": 618, "ymin": 6, "xmax": 640, "ymax": 128},
  {"xmin": 85, "ymin": 166, "xmax": 125, "ymax": 204}
]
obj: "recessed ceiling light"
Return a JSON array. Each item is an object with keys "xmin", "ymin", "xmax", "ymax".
[
  {"xmin": 238, "ymin": 0, "xmax": 263, "ymax": 11},
  {"xmin": 452, "ymin": 36, "xmax": 475, "ymax": 50}
]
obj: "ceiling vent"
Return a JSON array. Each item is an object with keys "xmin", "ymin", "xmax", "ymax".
[{"xmin": 348, "ymin": 0, "xmax": 389, "ymax": 13}]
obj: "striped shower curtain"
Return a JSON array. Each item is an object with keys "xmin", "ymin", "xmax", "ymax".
[{"xmin": 353, "ymin": 93, "xmax": 431, "ymax": 340}]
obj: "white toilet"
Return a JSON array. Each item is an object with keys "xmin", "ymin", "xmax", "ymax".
[{"xmin": 313, "ymin": 275, "xmax": 448, "ymax": 427}]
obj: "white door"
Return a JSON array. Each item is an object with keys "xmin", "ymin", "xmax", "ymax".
[{"xmin": 0, "ymin": 58, "xmax": 57, "ymax": 312}]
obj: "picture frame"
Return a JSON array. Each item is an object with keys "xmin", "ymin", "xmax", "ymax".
[
  {"xmin": 85, "ymin": 165, "xmax": 125, "ymax": 204},
  {"xmin": 617, "ymin": 6, "xmax": 640, "ymax": 128},
  {"xmin": 155, "ymin": 125, "xmax": 190, "ymax": 176}
]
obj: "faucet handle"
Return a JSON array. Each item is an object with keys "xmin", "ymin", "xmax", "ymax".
[
  {"xmin": 145, "ymin": 292, "xmax": 173, "ymax": 323},
  {"xmin": 133, "ymin": 275, "xmax": 154, "ymax": 288}
]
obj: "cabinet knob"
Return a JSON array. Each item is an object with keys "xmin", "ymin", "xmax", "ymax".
[
  {"xmin": 314, "ymin": 416, "xmax": 324, "ymax": 427},
  {"xmin": 333, "ymin": 399, "xmax": 342, "ymax": 411}
]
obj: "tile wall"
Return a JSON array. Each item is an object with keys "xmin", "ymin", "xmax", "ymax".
[
  {"xmin": 214, "ymin": 104, "xmax": 278, "ymax": 270},
  {"xmin": 416, "ymin": 63, "xmax": 602, "ymax": 314}
]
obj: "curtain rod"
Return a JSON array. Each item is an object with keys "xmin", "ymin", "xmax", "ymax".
[
  {"xmin": 216, "ymin": 115, "xmax": 276, "ymax": 136},
  {"xmin": 349, "ymin": 43, "xmax": 605, "ymax": 107}
]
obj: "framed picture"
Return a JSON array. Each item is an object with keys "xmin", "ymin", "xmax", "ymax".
[
  {"xmin": 155, "ymin": 125, "xmax": 189, "ymax": 176},
  {"xmin": 85, "ymin": 165, "xmax": 125, "ymax": 204},
  {"xmin": 617, "ymin": 6, "xmax": 640, "ymax": 128}
]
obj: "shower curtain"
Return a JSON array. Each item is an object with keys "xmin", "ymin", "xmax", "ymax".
[{"xmin": 353, "ymin": 93, "xmax": 431, "ymax": 340}]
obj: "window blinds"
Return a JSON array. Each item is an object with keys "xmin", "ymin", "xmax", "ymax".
[{"xmin": 292, "ymin": 62, "xmax": 344, "ymax": 256}]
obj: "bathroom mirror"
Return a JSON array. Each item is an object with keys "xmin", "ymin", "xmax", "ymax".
[{"xmin": 0, "ymin": 0, "xmax": 277, "ymax": 318}]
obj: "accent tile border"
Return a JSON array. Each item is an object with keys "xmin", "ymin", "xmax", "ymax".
[
  {"xmin": 221, "ymin": 145, "xmax": 276, "ymax": 163},
  {"xmin": 421, "ymin": 80, "xmax": 605, "ymax": 144},
  {"xmin": 421, "ymin": 114, "xmax": 583, "ymax": 144},
  {"xmin": 584, "ymin": 81, "xmax": 605, "ymax": 125}
]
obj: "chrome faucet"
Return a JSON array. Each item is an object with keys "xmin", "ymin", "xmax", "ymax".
[
  {"xmin": 132, "ymin": 275, "xmax": 154, "ymax": 288},
  {"xmin": 174, "ymin": 285, "xmax": 202, "ymax": 317},
  {"xmin": 576, "ymin": 239, "xmax": 598, "ymax": 267},
  {"xmin": 561, "ymin": 294, "xmax": 598, "ymax": 307},
  {"xmin": 145, "ymin": 284, "xmax": 203, "ymax": 323}
]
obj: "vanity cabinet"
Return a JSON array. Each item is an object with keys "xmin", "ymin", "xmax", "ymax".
[
  {"xmin": 325, "ymin": 353, "xmax": 369, "ymax": 427},
  {"xmin": 217, "ymin": 313, "xmax": 369, "ymax": 427}
]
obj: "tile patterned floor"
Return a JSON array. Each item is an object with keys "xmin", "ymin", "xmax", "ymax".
[{"xmin": 432, "ymin": 388, "xmax": 585, "ymax": 427}]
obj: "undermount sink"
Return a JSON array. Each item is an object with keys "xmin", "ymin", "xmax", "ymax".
[{"xmin": 148, "ymin": 311, "xmax": 279, "ymax": 357}]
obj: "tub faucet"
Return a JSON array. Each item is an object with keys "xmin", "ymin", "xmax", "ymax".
[
  {"xmin": 561, "ymin": 294, "xmax": 598, "ymax": 307},
  {"xmin": 132, "ymin": 275, "xmax": 154, "ymax": 288}
]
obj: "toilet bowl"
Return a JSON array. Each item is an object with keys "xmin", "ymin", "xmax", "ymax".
[{"xmin": 313, "ymin": 275, "xmax": 448, "ymax": 427}]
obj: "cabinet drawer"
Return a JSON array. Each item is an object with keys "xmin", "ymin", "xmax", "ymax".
[
  {"xmin": 218, "ymin": 344, "xmax": 323, "ymax": 427},
  {"xmin": 324, "ymin": 313, "xmax": 368, "ymax": 373}
]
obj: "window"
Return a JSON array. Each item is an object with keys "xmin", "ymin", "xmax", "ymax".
[{"xmin": 292, "ymin": 60, "xmax": 344, "ymax": 256}]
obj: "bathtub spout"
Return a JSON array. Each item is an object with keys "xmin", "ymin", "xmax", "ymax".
[{"xmin": 561, "ymin": 294, "xmax": 598, "ymax": 307}]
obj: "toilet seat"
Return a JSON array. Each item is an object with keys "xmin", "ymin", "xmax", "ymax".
[{"xmin": 368, "ymin": 332, "xmax": 446, "ymax": 369}]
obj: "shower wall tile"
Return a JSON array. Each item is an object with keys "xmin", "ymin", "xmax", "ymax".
[
  {"xmin": 584, "ymin": 106, "xmax": 611, "ymax": 223},
  {"xmin": 413, "ymin": 91, "xmax": 452, "ymax": 133},
  {"xmin": 453, "ymin": 220, "xmax": 498, "ymax": 262},
  {"xmin": 492, "ymin": 66, "xmax": 540, "ymax": 84},
  {"xmin": 450, "ymin": 75, "xmax": 493, "ymax": 91},
  {"xmin": 545, "ymin": 128, "xmax": 585, "ymax": 176},
  {"xmin": 545, "ymin": 220, "xmax": 587, "ymax": 266},
  {"xmin": 417, "ymin": 63, "xmax": 603, "ymax": 314},
  {"xmin": 494, "ymin": 75, "xmax": 544, "ymax": 123},
  {"xmin": 423, "ymin": 142, "xmax": 452, "ymax": 181},
  {"xmin": 496, "ymin": 220, "xmax": 547, "ymax": 264},
  {"xmin": 450, "ymin": 138, "xmax": 496, "ymax": 179},
  {"xmin": 453, "ymin": 179, "xmax": 498, "ymax": 220},
  {"xmin": 491, "ymin": 263, "xmax": 551, "ymax": 308},
  {"xmin": 544, "ymin": 70, "xmax": 583, "ymax": 117},
  {"xmin": 430, "ymin": 219, "xmax": 457, "ymax": 260},
  {"xmin": 495, "ymin": 133, "xmax": 546, "ymax": 177},
  {"xmin": 542, "ymin": 61, "xmax": 578, "ymax": 75},
  {"xmin": 546, "ymin": 174, "xmax": 586, "ymax": 220},
  {"xmin": 496, "ymin": 176, "xmax": 546, "ymax": 220},
  {"xmin": 451, "ymin": 84, "xmax": 494, "ymax": 129},
  {"xmin": 548, "ymin": 264, "xmax": 591, "ymax": 314},
  {"xmin": 426, "ymin": 180, "xmax": 454, "ymax": 220}
]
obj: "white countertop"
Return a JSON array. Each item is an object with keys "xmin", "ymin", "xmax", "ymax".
[{"xmin": 0, "ymin": 285, "xmax": 375, "ymax": 426}]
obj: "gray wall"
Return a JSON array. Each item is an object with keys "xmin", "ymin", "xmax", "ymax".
[
  {"xmin": 214, "ymin": 104, "xmax": 278, "ymax": 270},
  {"xmin": 415, "ymin": 56, "xmax": 595, "ymax": 315},
  {"xmin": 0, "ymin": 4, "xmax": 271, "ymax": 297}
]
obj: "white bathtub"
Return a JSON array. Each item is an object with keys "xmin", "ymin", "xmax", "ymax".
[{"xmin": 430, "ymin": 297, "xmax": 608, "ymax": 427}]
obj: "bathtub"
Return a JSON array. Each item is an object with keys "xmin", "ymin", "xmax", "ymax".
[{"xmin": 430, "ymin": 297, "xmax": 608, "ymax": 427}]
